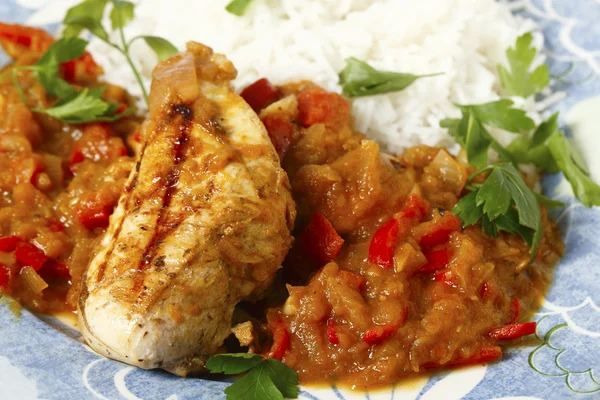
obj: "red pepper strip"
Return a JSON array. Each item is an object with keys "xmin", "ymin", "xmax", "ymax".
[
  {"xmin": 0, "ymin": 236, "xmax": 21, "ymax": 252},
  {"xmin": 362, "ymin": 324, "xmax": 397, "ymax": 345},
  {"xmin": 368, "ymin": 218, "xmax": 400, "ymax": 268},
  {"xmin": 268, "ymin": 320, "xmax": 290, "ymax": 361},
  {"xmin": 298, "ymin": 211, "xmax": 344, "ymax": 265},
  {"xmin": 338, "ymin": 270, "xmax": 365, "ymax": 291},
  {"xmin": 327, "ymin": 319, "xmax": 339, "ymax": 345},
  {"xmin": 401, "ymin": 194, "xmax": 429, "ymax": 220},
  {"xmin": 0, "ymin": 264, "xmax": 10, "ymax": 289},
  {"xmin": 39, "ymin": 260, "xmax": 71, "ymax": 280},
  {"xmin": 489, "ymin": 322, "xmax": 536, "ymax": 340},
  {"xmin": 261, "ymin": 115, "xmax": 295, "ymax": 159},
  {"xmin": 240, "ymin": 78, "xmax": 280, "ymax": 113},
  {"xmin": 75, "ymin": 200, "xmax": 114, "ymax": 230},
  {"xmin": 480, "ymin": 281, "xmax": 490, "ymax": 298},
  {"xmin": 417, "ymin": 248, "xmax": 450, "ymax": 275},
  {"xmin": 47, "ymin": 220, "xmax": 65, "ymax": 232},
  {"xmin": 509, "ymin": 298, "xmax": 520, "ymax": 324},
  {"xmin": 296, "ymin": 89, "xmax": 350, "ymax": 128},
  {"xmin": 60, "ymin": 52, "xmax": 101, "ymax": 83},
  {"xmin": 0, "ymin": 22, "xmax": 54, "ymax": 52},
  {"xmin": 15, "ymin": 242, "xmax": 48, "ymax": 271},
  {"xmin": 418, "ymin": 213, "xmax": 462, "ymax": 251}
]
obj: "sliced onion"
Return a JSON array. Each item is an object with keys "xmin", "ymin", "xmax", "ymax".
[{"xmin": 20, "ymin": 266, "xmax": 48, "ymax": 295}]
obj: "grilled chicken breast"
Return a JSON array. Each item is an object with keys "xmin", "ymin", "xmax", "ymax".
[{"xmin": 78, "ymin": 42, "xmax": 295, "ymax": 375}]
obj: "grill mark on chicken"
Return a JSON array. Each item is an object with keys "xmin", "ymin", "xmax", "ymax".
[{"xmin": 138, "ymin": 103, "xmax": 193, "ymax": 273}]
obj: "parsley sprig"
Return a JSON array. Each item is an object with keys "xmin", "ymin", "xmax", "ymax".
[
  {"xmin": 226, "ymin": 0, "xmax": 254, "ymax": 16},
  {"xmin": 206, "ymin": 353, "xmax": 300, "ymax": 400},
  {"xmin": 1, "ymin": 37, "xmax": 132, "ymax": 123},
  {"xmin": 62, "ymin": 0, "xmax": 178, "ymax": 104},
  {"xmin": 338, "ymin": 57, "xmax": 442, "ymax": 98},
  {"xmin": 498, "ymin": 32, "xmax": 550, "ymax": 98},
  {"xmin": 453, "ymin": 164, "xmax": 543, "ymax": 257}
]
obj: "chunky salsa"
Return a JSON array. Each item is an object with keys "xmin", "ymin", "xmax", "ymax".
[{"xmin": 245, "ymin": 80, "xmax": 563, "ymax": 388}]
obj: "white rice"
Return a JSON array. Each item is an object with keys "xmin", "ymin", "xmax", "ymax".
[{"xmin": 35, "ymin": 0, "xmax": 557, "ymax": 154}]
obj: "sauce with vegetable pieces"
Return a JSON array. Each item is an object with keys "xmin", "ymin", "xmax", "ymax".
[
  {"xmin": 0, "ymin": 23, "xmax": 139, "ymax": 313},
  {"xmin": 245, "ymin": 80, "xmax": 563, "ymax": 388}
]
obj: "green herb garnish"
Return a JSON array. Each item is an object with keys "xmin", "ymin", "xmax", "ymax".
[
  {"xmin": 1, "ymin": 37, "xmax": 131, "ymax": 123},
  {"xmin": 453, "ymin": 163, "xmax": 546, "ymax": 257},
  {"xmin": 498, "ymin": 32, "xmax": 550, "ymax": 98},
  {"xmin": 206, "ymin": 353, "xmax": 300, "ymax": 400},
  {"xmin": 226, "ymin": 0, "xmax": 254, "ymax": 16},
  {"xmin": 63, "ymin": 0, "xmax": 178, "ymax": 104},
  {"xmin": 338, "ymin": 57, "xmax": 442, "ymax": 98},
  {"xmin": 440, "ymin": 99, "xmax": 535, "ymax": 167}
]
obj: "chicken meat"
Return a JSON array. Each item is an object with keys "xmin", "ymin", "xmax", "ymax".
[{"xmin": 78, "ymin": 42, "xmax": 295, "ymax": 376}]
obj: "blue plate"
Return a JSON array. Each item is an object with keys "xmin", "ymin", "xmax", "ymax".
[{"xmin": 1, "ymin": 1, "xmax": 600, "ymax": 399}]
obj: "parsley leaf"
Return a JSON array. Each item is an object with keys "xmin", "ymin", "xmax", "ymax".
[
  {"xmin": 453, "ymin": 164, "xmax": 542, "ymax": 257},
  {"xmin": 507, "ymin": 112, "xmax": 560, "ymax": 173},
  {"xmin": 33, "ymin": 88, "xmax": 115, "ymax": 123},
  {"xmin": 458, "ymin": 99, "xmax": 535, "ymax": 133},
  {"xmin": 110, "ymin": 0, "xmax": 134, "ymax": 30},
  {"xmin": 63, "ymin": 0, "xmax": 110, "ymax": 42},
  {"xmin": 206, "ymin": 353, "xmax": 299, "ymax": 400},
  {"xmin": 35, "ymin": 37, "xmax": 88, "ymax": 68},
  {"xmin": 140, "ymin": 36, "xmax": 179, "ymax": 62},
  {"xmin": 498, "ymin": 32, "xmax": 550, "ymax": 98},
  {"xmin": 548, "ymin": 133, "xmax": 600, "ymax": 207},
  {"xmin": 339, "ymin": 57, "xmax": 442, "ymax": 98},
  {"xmin": 226, "ymin": 0, "xmax": 254, "ymax": 16}
]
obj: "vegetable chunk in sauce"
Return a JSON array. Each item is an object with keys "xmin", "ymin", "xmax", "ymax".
[{"xmin": 251, "ymin": 80, "xmax": 563, "ymax": 388}]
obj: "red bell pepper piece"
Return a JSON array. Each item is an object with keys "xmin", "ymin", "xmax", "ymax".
[
  {"xmin": 298, "ymin": 211, "xmax": 344, "ymax": 265},
  {"xmin": 326, "ymin": 319, "xmax": 339, "ymax": 345},
  {"xmin": 75, "ymin": 199, "xmax": 114, "ymax": 230},
  {"xmin": 489, "ymin": 322, "xmax": 536, "ymax": 340},
  {"xmin": 432, "ymin": 269, "xmax": 457, "ymax": 287},
  {"xmin": 0, "ymin": 236, "xmax": 21, "ymax": 252},
  {"xmin": 417, "ymin": 248, "xmax": 450, "ymax": 275},
  {"xmin": 362, "ymin": 324, "xmax": 397, "ymax": 345},
  {"xmin": 368, "ymin": 218, "xmax": 400, "ymax": 268},
  {"xmin": 0, "ymin": 22, "xmax": 54, "ymax": 54},
  {"xmin": 338, "ymin": 270, "xmax": 365, "ymax": 291},
  {"xmin": 296, "ymin": 89, "xmax": 350, "ymax": 128},
  {"xmin": 400, "ymin": 194, "xmax": 429, "ymax": 221},
  {"xmin": 448, "ymin": 346, "xmax": 502, "ymax": 367},
  {"xmin": 39, "ymin": 260, "xmax": 71, "ymax": 280},
  {"xmin": 268, "ymin": 320, "xmax": 290, "ymax": 361},
  {"xmin": 480, "ymin": 281, "xmax": 490, "ymax": 298},
  {"xmin": 0, "ymin": 264, "xmax": 10, "ymax": 289},
  {"xmin": 47, "ymin": 220, "xmax": 65, "ymax": 232},
  {"xmin": 15, "ymin": 242, "xmax": 48, "ymax": 271},
  {"xmin": 60, "ymin": 51, "xmax": 101, "ymax": 83},
  {"xmin": 418, "ymin": 213, "xmax": 462, "ymax": 251},
  {"xmin": 261, "ymin": 115, "xmax": 294, "ymax": 159},
  {"xmin": 240, "ymin": 78, "xmax": 280, "ymax": 113},
  {"xmin": 509, "ymin": 298, "xmax": 520, "ymax": 324}
]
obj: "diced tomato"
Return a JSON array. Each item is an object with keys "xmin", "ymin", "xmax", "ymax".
[
  {"xmin": 400, "ymin": 194, "xmax": 429, "ymax": 221},
  {"xmin": 47, "ymin": 220, "xmax": 65, "ymax": 232},
  {"xmin": 418, "ymin": 213, "xmax": 462, "ymax": 251},
  {"xmin": 509, "ymin": 298, "xmax": 520, "ymax": 324},
  {"xmin": 240, "ymin": 78, "xmax": 280, "ymax": 113},
  {"xmin": 261, "ymin": 115, "xmax": 294, "ymax": 159},
  {"xmin": 369, "ymin": 218, "xmax": 400, "ymax": 268},
  {"xmin": 59, "ymin": 51, "xmax": 102, "ymax": 83},
  {"xmin": 480, "ymin": 281, "xmax": 490, "ymax": 298},
  {"xmin": 15, "ymin": 242, "xmax": 48, "ymax": 271},
  {"xmin": 0, "ymin": 22, "xmax": 54, "ymax": 57},
  {"xmin": 338, "ymin": 270, "xmax": 365, "ymax": 291},
  {"xmin": 39, "ymin": 259, "xmax": 70, "ymax": 280},
  {"xmin": 75, "ymin": 197, "xmax": 114, "ymax": 230},
  {"xmin": 298, "ymin": 211, "xmax": 344, "ymax": 265},
  {"xmin": 327, "ymin": 319, "xmax": 339, "ymax": 345},
  {"xmin": 297, "ymin": 89, "xmax": 350, "ymax": 128},
  {"xmin": 0, "ymin": 236, "xmax": 21, "ymax": 252},
  {"xmin": 489, "ymin": 322, "xmax": 536, "ymax": 341},
  {"xmin": 0, "ymin": 264, "xmax": 9, "ymax": 289},
  {"xmin": 362, "ymin": 324, "xmax": 397, "ymax": 345},
  {"xmin": 69, "ymin": 123, "xmax": 127, "ymax": 174},
  {"xmin": 268, "ymin": 320, "xmax": 290, "ymax": 361},
  {"xmin": 417, "ymin": 248, "xmax": 450, "ymax": 275}
]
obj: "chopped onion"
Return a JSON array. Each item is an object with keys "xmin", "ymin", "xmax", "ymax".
[
  {"xmin": 20, "ymin": 266, "xmax": 48, "ymax": 295},
  {"xmin": 430, "ymin": 149, "xmax": 466, "ymax": 192}
]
